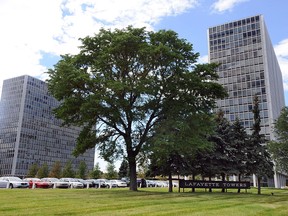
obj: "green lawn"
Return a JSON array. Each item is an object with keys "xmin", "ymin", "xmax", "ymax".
[{"xmin": 0, "ymin": 187, "xmax": 288, "ymax": 216}]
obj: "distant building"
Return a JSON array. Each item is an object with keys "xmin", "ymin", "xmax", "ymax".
[
  {"xmin": 208, "ymin": 15, "xmax": 287, "ymax": 188},
  {"xmin": 0, "ymin": 75, "xmax": 94, "ymax": 177}
]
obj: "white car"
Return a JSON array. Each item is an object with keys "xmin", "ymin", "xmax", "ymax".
[
  {"xmin": 93, "ymin": 179, "xmax": 111, "ymax": 188},
  {"xmin": 41, "ymin": 178, "xmax": 69, "ymax": 188},
  {"xmin": 0, "ymin": 176, "xmax": 29, "ymax": 189},
  {"xmin": 154, "ymin": 180, "xmax": 168, "ymax": 187},
  {"xmin": 110, "ymin": 180, "xmax": 127, "ymax": 187},
  {"xmin": 0, "ymin": 178, "xmax": 8, "ymax": 188},
  {"xmin": 146, "ymin": 180, "xmax": 156, "ymax": 187},
  {"xmin": 60, "ymin": 178, "xmax": 84, "ymax": 188},
  {"xmin": 75, "ymin": 178, "xmax": 92, "ymax": 188}
]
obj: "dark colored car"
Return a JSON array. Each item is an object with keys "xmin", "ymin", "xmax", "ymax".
[
  {"xmin": 95, "ymin": 179, "xmax": 111, "ymax": 188},
  {"xmin": 137, "ymin": 178, "xmax": 147, "ymax": 188},
  {"xmin": 85, "ymin": 179, "xmax": 101, "ymax": 188}
]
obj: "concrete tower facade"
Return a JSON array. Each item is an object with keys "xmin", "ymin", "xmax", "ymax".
[
  {"xmin": 208, "ymin": 15, "xmax": 286, "ymax": 187},
  {"xmin": 0, "ymin": 75, "xmax": 95, "ymax": 177}
]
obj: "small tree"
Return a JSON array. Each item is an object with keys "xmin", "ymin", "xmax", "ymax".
[
  {"xmin": 49, "ymin": 161, "xmax": 62, "ymax": 178},
  {"xmin": 209, "ymin": 110, "xmax": 235, "ymax": 192},
  {"xmin": 37, "ymin": 163, "xmax": 49, "ymax": 178},
  {"xmin": 77, "ymin": 161, "xmax": 87, "ymax": 179},
  {"xmin": 89, "ymin": 163, "xmax": 103, "ymax": 179},
  {"xmin": 194, "ymin": 147, "xmax": 217, "ymax": 192},
  {"xmin": 118, "ymin": 159, "xmax": 129, "ymax": 179},
  {"xmin": 27, "ymin": 163, "xmax": 39, "ymax": 178},
  {"xmin": 148, "ymin": 151, "xmax": 190, "ymax": 192},
  {"xmin": 230, "ymin": 118, "xmax": 250, "ymax": 193},
  {"xmin": 247, "ymin": 95, "xmax": 274, "ymax": 194},
  {"xmin": 137, "ymin": 158, "xmax": 150, "ymax": 179},
  {"xmin": 148, "ymin": 110, "xmax": 218, "ymax": 193},
  {"xmin": 105, "ymin": 162, "xmax": 118, "ymax": 179},
  {"xmin": 268, "ymin": 107, "xmax": 288, "ymax": 173},
  {"xmin": 62, "ymin": 161, "xmax": 75, "ymax": 178}
]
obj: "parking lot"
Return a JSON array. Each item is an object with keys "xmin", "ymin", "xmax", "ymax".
[{"xmin": 0, "ymin": 176, "xmax": 177, "ymax": 189}]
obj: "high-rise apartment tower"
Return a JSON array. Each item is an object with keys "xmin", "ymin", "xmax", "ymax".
[
  {"xmin": 0, "ymin": 75, "xmax": 95, "ymax": 177},
  {"xmin": 208, "ymin": 15, "xmax": 286, "ymax": 187}
]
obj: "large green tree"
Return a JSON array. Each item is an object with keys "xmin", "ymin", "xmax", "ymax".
[
  {"xmin": 47, "ymin": 26, "xmax": 226, "ymax": 191},
  {"xmin": 268, "ymin": 107, "xmax": 288, "ymax": 173}
]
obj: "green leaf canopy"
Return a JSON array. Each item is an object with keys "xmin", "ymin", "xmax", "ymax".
[{"xmin": 47, "ymin": 26, "xmax": 227, "ymax": 190}]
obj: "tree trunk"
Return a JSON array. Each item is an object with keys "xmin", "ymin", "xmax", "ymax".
[
  {"xmin": 168, "ymin": 172, "xmax": 173, "ymax": 193},
  {"xmin": 257, "ymin": 177, "xmax": 261, "ymax": 195},
  {"xmin": 221, "ymin": 173, "xmax": 225, "ymax": 193},
  {"xmin": 178, "ymin": 174, "xmax": 180, "ymax": 193},
  {"xmin": 237, "ymin": 174, "xmax": 241, "ymax": 193},
  {"xmin": 128, "ymin": 155, "xmax": 137, "ymax": 191},
  {"xmin": 209, "ymin": 176, "xmax": 212, "ymax": 192},
  {"xmin": 192, "ymin": 174, "xmax": 195, "ymax": 193}
]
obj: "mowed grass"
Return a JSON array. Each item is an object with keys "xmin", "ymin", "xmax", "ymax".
[{"xmin": 1, "ymin": 187, "xmax": 288, "ymax": 216}]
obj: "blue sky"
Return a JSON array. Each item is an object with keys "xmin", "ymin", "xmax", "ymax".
[
  {"xmin": 0, "ymin": 0, "xmax": 287, "ymax": 96},
  {"xmin": 156, "ymin": 0, "xmax": 288, "ymax": 60},
  {"xmin": 1, "ymin": 0, "xmax": 288, "ymax": 170}
]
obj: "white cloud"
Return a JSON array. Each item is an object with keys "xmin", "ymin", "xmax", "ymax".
[
  {"xmin": 211, "ymin": 0, "xmax": 249, "ymax": 13},
  {"xmin": 0, "ymin": 0, "xmax": 63, "ymax": 92},
  {"xmin": 198, "ymin": 55, "xmax": 208, "ymax": 64},
  {"xmin": 274, "ymin": 39, "xmax": 288, "ymax": 90},
  {"xmin": 0, "ymin": 0, "xmax": 199, "ymax": 93}
]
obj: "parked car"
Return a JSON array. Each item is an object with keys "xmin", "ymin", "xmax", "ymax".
[
  {"xmin": 94, "ymin": 179, "xmax": 111, "ymax": 188},
  {"xmin": 85, "ymin": 179, "xmax": 100, "ymax": 188},
  {"xmin": 106, "ymin": 180, "xmax": 118, "ymax": 188},
  {"xmin": 146, "ymin": 180, "xmax": 156, "ymax": 187},
  {"xmin": 41, "ymin": 178, "xmax": 69, "ymax": 188},
  {"xmin": 75, "ymin": 178, "xmax": 89, "ymax": 188},
  {"xmin": 154, "ymin": 180, "xmax": 168, "ymax": 187},
  {"xmin": 172, "ymin": 181, "xmax": 179, "ymax": 187},
  {"xmin": 121, "ymin": 177, "xmax": 130, "ymax": 186},
  {"xmin": 137, "ymin": 178, "xmax": 147, "ymax": 188},
  {"xmin": 23, "ymin": 178, "xmax": 51, "ymax": 189},
  {"xmin": 109, "ymin": 180, "xmax": 127, "ymax": 187},
  {"xmin": 0, "ymin": 176, "xmax": 29, "ymax": 189},
  {"xmin": 60, "ymin": 178, "xmax": 84, "ymax": 188},
  {"xmin": 0, "ymin": 178, "xmax": 8, "ymax": 188}
]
